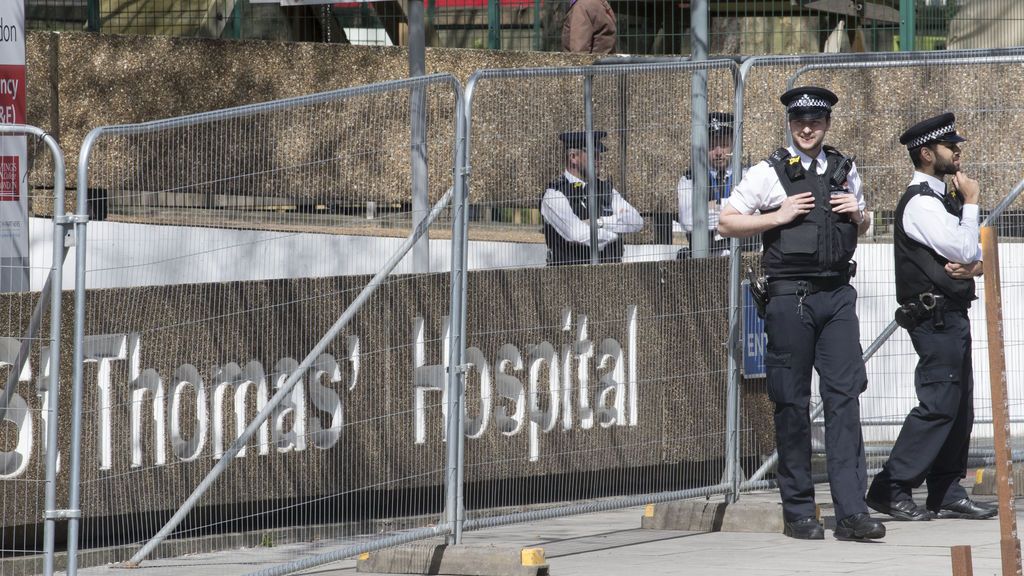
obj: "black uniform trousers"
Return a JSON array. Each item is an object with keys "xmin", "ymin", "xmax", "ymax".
[
  {"xmin": 869, "ymin": 308, "xmax": 973, "ymax": 510},
  {"xmin": 763, "ymin": 283, "xmax": 868, "ymax": 522}
]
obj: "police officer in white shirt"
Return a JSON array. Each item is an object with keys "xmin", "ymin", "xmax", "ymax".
[
  {"xmin": 866, "ymin": 112, "xmax": 995, "ymax": 522},
  {"xmin": 540, "ymin": 131, "xmax": 644, "ymax": 265},
  {"xmin": 718, "ymin": 86, "xmax": 881, "ymax": 541},
  {"xmin": 677, "ymin": 112, "xmax": 755, "ymax": 258}
]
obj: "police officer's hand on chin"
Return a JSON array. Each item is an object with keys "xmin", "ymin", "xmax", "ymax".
[{"xmin": 951, "ymin": 170, "xmax": 980, "ymax": 205}]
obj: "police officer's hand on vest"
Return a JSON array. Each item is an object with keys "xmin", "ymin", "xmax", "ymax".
[
  {"xmin": 773, "ymin": 191, "xmax": 815, "ymax": 226},
  {"xmin": 828, "ymin": 191, "xmax": 862, "ymax": 222},
  {"xmin": 951, "ymin": 171, "xmax": 980, "ymax": 205}
]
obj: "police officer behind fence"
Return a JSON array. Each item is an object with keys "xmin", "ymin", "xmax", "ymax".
[
  {"xmin": 718, "ymin": 86, "xmax": 881, "ymax": 541},
  {"xmin": 676, "ymin": 112, "xmax": 757, "ymax": 258},
  {"xmin": 540, "ymin": 131, "xmax": 644, "ymax": 266},
  {"xmin": 865, "ymin": 113, "xmax": 995, "ymax": 522}
]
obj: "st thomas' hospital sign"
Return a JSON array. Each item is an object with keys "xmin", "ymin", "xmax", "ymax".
[{"xmin": 0, "ymin": 306, "xmax": 639, "ymax": 478}]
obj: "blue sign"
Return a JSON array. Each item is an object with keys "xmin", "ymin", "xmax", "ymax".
[{"xmin": 742, "ymin": 280, "xmax": 766, "ymax": 378}]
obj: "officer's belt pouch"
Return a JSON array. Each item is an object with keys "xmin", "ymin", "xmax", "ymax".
[{"xmin": 894, "ymin": 293, "xmax": 945, "ymax": 330}]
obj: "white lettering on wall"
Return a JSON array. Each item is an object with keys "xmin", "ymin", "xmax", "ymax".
[
  {"xmin": 411, "ymin": 305, "xmax": 640, "ymax": 462},
  {"xmin": 170, "ymin": 364, "xmax": 208, "ymax": 462},
  {"xmin": 0, "ymin": 302, "xmax": 637, "ymax": 478}
]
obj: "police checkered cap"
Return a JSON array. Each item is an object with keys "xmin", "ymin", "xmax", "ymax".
[
  {"xmin": 779, "ymin": 86, "xmax": 838, "ymax": 119},
  {"xmin": 788, "ymin": 94, "xmax": 830, "ymax": 111},
  {"xmin": 708, "ymin": 112, "xmax": 734, "ymax": 135},
  {"xmin": 899, "ymin": 112, "xmax": 967, "ymax": 149}
]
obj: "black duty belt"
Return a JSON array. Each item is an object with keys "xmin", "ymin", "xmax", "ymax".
[{"xmin": 768, "ymin": 276, "xmax": 849, "ymax": 297}]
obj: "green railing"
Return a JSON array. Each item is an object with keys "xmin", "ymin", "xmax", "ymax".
[{"xmin": 24, "ymin": 0, "xmax": 1024, "ymax": 54}]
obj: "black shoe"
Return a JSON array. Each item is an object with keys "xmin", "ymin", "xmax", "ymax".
[
  {"xmin": 932, "ymin": 498, "xmax": 998, "ymax": 520},
  {"xmin": 834, "ymin": 513, "xmax": 886, "ymax": 541},
  {"xmin": 783, "ymin": 517, "xmax": 825, "ymax": 540},
  {"xmin": 865, "ymin": 496, "xmax": 931, "ymax": 521}
]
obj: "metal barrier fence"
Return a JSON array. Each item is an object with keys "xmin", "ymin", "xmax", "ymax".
[
  {"xmin": 456, "ymin": 59, "xmax": 765, "ymax": 533},
  {"xmin": 9, "ymin": 47, "xmax": 1024, "ymax": 576},
  {"xmin": 25, "ymin": 0, "xmax": 1024, "ymax": 54},
  {"xmin": 0, "ymin": 124, "xmax": 68, "ymax": 576},
  {"xmin": 67, "ymin": 74, "xmax": 466, "ymax": 574}
]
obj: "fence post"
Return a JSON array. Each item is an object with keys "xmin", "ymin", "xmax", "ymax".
[
  {"xmin": 583, "ymin": 75, "xmax": 599, "ymax": 264},
  {"xmin": 410, "ymin": 0, "xmax": 430, "ymax": 273},
  {"xmin": 86, "ymin": 0, "xmax": 100, "ymax": 32},
  {"xmin": 445, "ymin": 86, "xmax": 470, "ymax": 546},
  {"xmin": 487, "ymin": 0, "xmax": 501, "ymax": 49},
  {"xmin": 899, "ymin": 0, "xmax": 915, "ymax": 51},
  {"xmin": 980, "ymin": 226, "xmax": 1023, "ymax": 576},
  {"xmin": 689, "ymin": 0, "xmax": 709, "ymax": 257}
]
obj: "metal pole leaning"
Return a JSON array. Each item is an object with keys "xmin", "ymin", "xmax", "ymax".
[
  {"xmin": 123, "ymin": 184, "xmax": 454, "ymax": 566},
  {"xmin": 981, "ymin": 226, "xmax": 1023, "ymax": 576}
]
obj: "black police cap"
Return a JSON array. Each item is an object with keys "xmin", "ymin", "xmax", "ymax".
[
  {"xmin": 708, "ymin": 112, "xmax": 734, "ymax": 137},
  {"xmin": 779, "ymin": 86, "xmax": 838, "ymax": 120},
  {"xmin": 899, "ymin": 112, "xmax": 967, "ymax": 150},
  {"xmin": 559, "ymin": 130, "xmax": 608, "ymax": 152}
]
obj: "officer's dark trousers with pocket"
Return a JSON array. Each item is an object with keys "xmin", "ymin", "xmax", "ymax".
[
  {"xmin": 764, "ymin": 284, "xmax": 869, "ymax": 522},
  {"xmin": 870, "ymin": 308, "xmax": 973, "ymax": 510}
]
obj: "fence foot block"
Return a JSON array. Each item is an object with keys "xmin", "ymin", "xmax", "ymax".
[
  {"xmin": 640, "ymin": 501, "xmax": 786, "ymax": 534},
  {"xmin": 356, "ymin": 543, "xmax": 548, "ymax": 575},
  {"xmin": 972, "ymin": 466, "xmax": 1024, "ymax": 496}
]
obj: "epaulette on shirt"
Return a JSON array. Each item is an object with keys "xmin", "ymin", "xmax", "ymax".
[
  {"xmin": 822, "ymin": 144, "xmax": 844, "ymax": 157},
  {"xmin": 911, "ymin": 181, "xmax": 941, "ymax": 200},
  {"xmin": 767, "ymin": 147, "xmax": 790, "ymax": 167}
]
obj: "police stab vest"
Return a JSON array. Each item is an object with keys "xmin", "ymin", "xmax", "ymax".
[
  {"xmin": 540, "ymin": 175, "xmax": 624, "ymax": 266},
  {"xmin": 894, "ymin": 182, "xmax": 976, "ymax": 307},
  {"xmin": 760, "ymin": 146, "xmax": 858, "ymax": 279}
]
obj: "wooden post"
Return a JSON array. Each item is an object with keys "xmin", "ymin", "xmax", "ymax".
[
  {"xmin": 951, "ymin": 545, "xmax": 974, "ymax": 576},
  {"xmin": 981, "ymin": 226, "xmax": 1023, "ymax": 576}
]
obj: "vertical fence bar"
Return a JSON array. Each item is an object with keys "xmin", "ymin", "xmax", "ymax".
[
  {"xmin": 487, "ymin": 0, "xmax": 501, "ymax": 49},
  {"xmin": 583, "ymin": 74, "xmax": 599, "ymax": 264},
  {"xmin": 689, "ymin": 0, "xmax": 709, "ymax": 257},
  {"xmin": 899, "ymin": 0, "xmax": 915, "ymax": 51},
  {"xmin": 532, "ymin": 0, "xmax": 541, "ymax": 51},
  {"xmin": 410, "ymin": 0, "xmax": 430, "ymax": 273},
  {"xmin": 67, "ymin": 128, "xmax": 95, "ymax": 576},
  {"xmin": 86, "ymin": 0, "xmax": 100, "ymax": 32},
  {"xmin": 445, "ymin": 84, "xmax": 469, "ymax": 546},
  {"xmin": 43, "ymin": 131, "xmax": 67, "ymax": 576},
  {"xmin": 980, "ymin": 226, "xmax": 1022, "ymax": 576},
  {"xmin": 0, "ymin": 125, "xmax": 69, "ymax": 576}
]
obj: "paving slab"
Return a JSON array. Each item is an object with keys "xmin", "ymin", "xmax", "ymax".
[{"xmin": 74, "ymin": 482, "xmax": 1016, "ymax": 576}]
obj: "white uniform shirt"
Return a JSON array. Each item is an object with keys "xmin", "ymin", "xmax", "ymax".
[
  {"xmin": 902, "ymin": 171, "xmax": 982, "ymax": 264},
  {"xmin": 540, "ymin": 170, "xmax": 644, "ymax": 248},
  {"xmin": 726, "ymin": 146, "xmax": 865, "ymax": 215},
  {"xmin": 677, "ymin": 168, "xmax": 744, "ymax": 233}
]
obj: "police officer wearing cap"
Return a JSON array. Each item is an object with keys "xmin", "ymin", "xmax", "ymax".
[
  {"xmin": 719, "ymin": 86, "xmax": 882, "ymax": 541},
  {"xmin": 677, "ymin": 112, "xmax": 757, "ymax": 258},
  {"xmin": 540, "ymin": 130, "xmax": 644, "ymax": 266},
  {"xmin": 865, "ymin": 113, "xmax": 995, "ymax": 522}
]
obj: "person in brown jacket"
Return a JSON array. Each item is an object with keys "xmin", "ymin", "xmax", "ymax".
[{"xmin": 562, "ymin": 0, "xmax": 617, "ymax": 54}]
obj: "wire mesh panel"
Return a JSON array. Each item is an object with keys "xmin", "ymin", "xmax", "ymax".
[
  {"xmin": 71, "ymin": 75, "xmax": 463, "ymax": 568},
  {"xmin": 459, "ymin": 61, "xmax": 775, "ymax": 527},
  {"xmin": 737, "ymin": 49, "xmax": 1024, "ymax": 481},
  {"xmin": 0, "ymin": 127, "xmax": 66, "ymax": 576}
]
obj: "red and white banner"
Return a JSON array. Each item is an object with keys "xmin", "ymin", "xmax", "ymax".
[{"xmin": 0, "ymin": 1, "xmax": 27, "ymax": 291}]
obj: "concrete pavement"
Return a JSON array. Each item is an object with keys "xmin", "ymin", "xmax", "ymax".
[{"xmin": 75, "ymin": 483, "xmax": 1015, "ymax": 576}]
